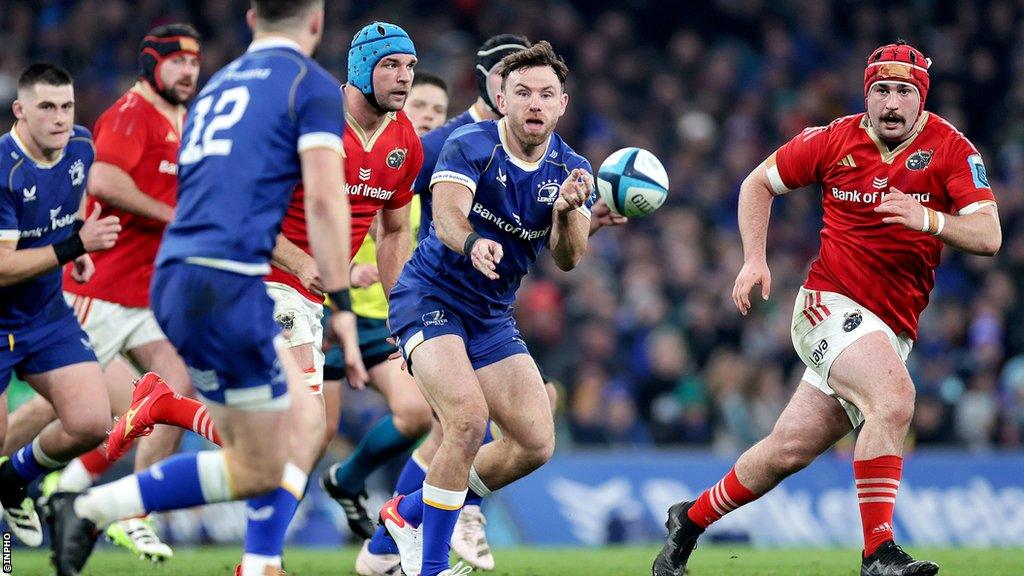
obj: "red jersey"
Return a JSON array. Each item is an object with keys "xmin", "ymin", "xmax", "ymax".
[
  {"xmin": 768, "ymin": 112, "xmax": 996, "ymax": 339},
  {"xmin": 63, "ymin": 89, "xmax": 182, "ymax": 307},
  {"xmin": 265, "ymin": 110, "xmax": 423, "ymax": 302}
]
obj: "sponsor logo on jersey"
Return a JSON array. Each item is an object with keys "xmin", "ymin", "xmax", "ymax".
[
  {"xmin": 386, "ymin": 148, "xmax": 407, "ymax": 169},
  {"xmin": 810, "ymin": 338, "xmax": 829, "ymax": 366},
  {"xmin": 69, "ymin": 159, "xmax": 85, "ymax": 186},
  {"xmin": 843, "ymin": 310, "xmax": 863, "ymax": 332},
  {"xmin": 496, "ymin": 167, "xmax": 507, "ymax": 187},
  {"xmin": 968, "ymin": 154, "xmax": 989, "ymax": 188},
  {"xmin": 274, "ymin": 310, "xmax": 296, "ymax": 332},
  {"xmin": 346, "ymin": 181, "xmax": 396, "ymax": 200},
  {"xmin": 359, "ymin": 167, "xmax": 371, "ymax": 181},
  {"xmin": 872, "ymin": 176, "xmax": 888, "ymax": 189},
  {"xmin": 158, "ymin": 159, "xmax": 178, "ymax": 175},
  {"xmin": 906, "ymin": 149, "xmax": 933, "ymax": 171},
  {"xmin": 22, "ymin": 186, "xmax": 36, "ymax": 202},
  {"xmin": 837, "ymin": 154, "xmax": 857, "ymax": 168},
  {"xmin": 536, "ymin": 179, "xmax": 560, "ymax": 204},
  {"xmin": 422, "ymin": 310, "xmax": 447, "ymax": 326},
  {"xmin": 50, "ymin": 207, "xmax": 77, "ymax": 231},
  {"xmin": 472, "ymin": 202, "xmax": 552, "ymax": 241}
]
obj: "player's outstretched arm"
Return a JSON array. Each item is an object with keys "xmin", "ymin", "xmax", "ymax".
[
  {"xmin": 874, "ymin": 189, "xmax": 1001, "ymax": 256},
  {"xmin": 376, "ymin": 204, "xmax": 412, "ymax": 298},
  {"xmin": 301, "ymin": 147, "xmax": 351, "ymax": 292},
  {"xmin": 434, "ymin": 180, "xmax": 503, "ymax": 280},
  {"xmin": 89, "ymin": 162, "xmax": 175, "ymax": 223},
  {"xmin": 0, "ymin": 204, "xmax": 119, "ymax": 286},
  {"xmin": 549, "ymin": 168, "xmax": 592, "ymax": 271},
  {"xmin": 733, "ymin": 160, "xmax": 775, "ymax": 315}
]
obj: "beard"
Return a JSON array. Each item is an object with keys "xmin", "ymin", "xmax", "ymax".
[
  {"xmin": 159, "ymin": 82, "xmax": 193, "ymax": 106},
  {"xmin": 508, "ymin": 119, "xmax": 550, "ymax": 148}
]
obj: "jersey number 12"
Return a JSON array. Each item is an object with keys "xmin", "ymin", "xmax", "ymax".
[{"xmin": 179, "ymin": 86, "xmax": 251, "ymax": 165}]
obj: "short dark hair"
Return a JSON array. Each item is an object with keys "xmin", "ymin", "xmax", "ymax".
[
  {"xmin": 412, "ymin": 71, "xmax": 448, "ymax": 95},
  {"xmin": 146, "ymin": 22, "xmax": 202, "ymax": 42},
  {"xmin": 252, "ymin": 0, "xmax": 321, "ymax": 23},
  {"xmin": 18, "ymin": 63, "xmax": 73, "ymax": 91},
  {"xmin": 499, "ymin": 40, "xmax": 568, "ymax": 90}
]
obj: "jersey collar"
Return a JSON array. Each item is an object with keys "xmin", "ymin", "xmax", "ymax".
[
  {"xmin": 345, "ymin": 109, "xmax": 396, "ymax": 152},
  {"xmin": 247, "ymin": 37, "xmax": 302, "ymax": 54},
  {"xmin": 497, "ymin": 117, "xmax": 550, "ymax": 172},
  {"xmin": 861, "ymin": 111, "xmax": 929, "ymax": 165},
  {"xmin": 10, "ymin": 124, "xmax": 65, "ymax": 169}
]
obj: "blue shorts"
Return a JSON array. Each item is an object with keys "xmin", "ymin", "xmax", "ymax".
[
  {"xmin": 0, "ymin": 305, "xmax": 97, "ymax": 392},
  {"xmin": 323, "ymin": 314, "xmax": 396, "ymax": 379},
  {"xmin": 387, "ymin": 279, "xmax": 528, "ymax": 374},
  {"xmin": 152, "ymin": 262, "xmax": 287, "ymax": 410}
]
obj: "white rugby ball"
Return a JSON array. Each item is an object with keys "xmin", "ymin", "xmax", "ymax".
[{"xmin": 596, "ymin": 147, "xmax": 669, "ymax": 218}]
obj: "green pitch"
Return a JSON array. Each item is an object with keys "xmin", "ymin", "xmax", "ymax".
[{"xmin": 10, "ymin": 544, "xmax": 1024, "ymax": 575}]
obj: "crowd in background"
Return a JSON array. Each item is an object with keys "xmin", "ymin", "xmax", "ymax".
[{"xmin": 2, "ymin": 0, "xmax": 1024, "ymax": 452}]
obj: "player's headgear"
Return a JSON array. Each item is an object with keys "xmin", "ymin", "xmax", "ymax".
[
  {"xmin": 864, "ymin": 40, "xmax": 931, "ymax": 113},
  {"xmin": 475, "ymin": 34, "xmax": 530, "ymax": 115},
  {"xmin": 139, "ymin": 23, "xmax": 201, "ymax": 93},
  {"xmin": 348, "ymin": 21, "xmax": 416, "ymax": 111}
]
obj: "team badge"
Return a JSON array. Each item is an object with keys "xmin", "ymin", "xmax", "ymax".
[
  {"xmin": 69, "ymin": 159, "xmax": 85, "ymax": 186},
  {"xmin": 905, "ymin": 149, "xmax": 933, "ymax": 171},
  {"xmin": 843, "ymin": 310, "xmax": 863, "ymax": 333},
  {"xmin": 386, "ymin": 148, "xmax": 407, "ymax": 169},
  {"xmin": 536, "ymin": 179, "xmax": 560, "ymax": 203},
  {"xmin": 422, "ymin": 310, "xmax": 447, "ymax": 326}
]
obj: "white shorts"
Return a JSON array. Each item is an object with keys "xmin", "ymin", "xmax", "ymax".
[
  {"xmin": 265, "ymin": 282, "xmax": 325, "ymax": 392},
  {"xmin": 790, "ymin": 286, "xmax": 912, "ymax": 427},
  {"xmin": 64, "ymin": 292, "xmax": 167, "ymax": 367}
]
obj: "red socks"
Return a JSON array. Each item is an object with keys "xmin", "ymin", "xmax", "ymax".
[
  {"xmin": 80, "ymin": 446, "xmax": 115, "ymax": 474},
  {"xmin": 854, "ymin": 455, "xmax": 902, "ymax": 556},
  {"xmin": 687, "ymin": 467, "xmax": 757, "ymax": 528},
  {"xmin": 151, "ymin": 394, "xmax": 222, "ymax": 446}
]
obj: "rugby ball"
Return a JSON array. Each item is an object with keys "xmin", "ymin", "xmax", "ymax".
[{"xmin": 597, "ymin": 147, "xmax": 669, "ymax": 218}]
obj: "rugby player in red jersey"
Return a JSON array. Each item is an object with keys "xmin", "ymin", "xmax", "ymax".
[{"xmin": 655, "ymin": 41, "xmax": 1000, "ymax": 576}]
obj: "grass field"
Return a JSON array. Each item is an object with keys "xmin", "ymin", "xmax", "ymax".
[{"xmin": 9, "ymin": 545, "xmax": 1024, "ymax": 576}]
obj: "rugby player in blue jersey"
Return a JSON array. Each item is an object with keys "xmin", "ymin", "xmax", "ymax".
[
  {"xmin": 48, "ymin": 2, "xmax": 354, "ymax": 575},
  {"xmin": 380, "ymin": 41, "xmax": 595, "ymax": 576},
  {"xmin": 0, "ymin": 63, "xmax": 121, "ymax": 548}
]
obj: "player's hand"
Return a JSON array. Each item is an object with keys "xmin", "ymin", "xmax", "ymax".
[
  {"xmin": 296, "ymin": 259, "xmax": 324, "ymax": 295},
  {"xmin": 386, "ymin": 336, "xmax": 409, "ymax": 372},
  {"xmin": 70, "ymin": 254, "xmax": 94, "ymax": 283},
  {"xmin": 874, "ymin": 187, "xmax": 926, "ymax": 230},
  {"xmin": 328, "ymin": 310, "xmax": 368, "ymax": 389},
  {"xmin": 590, "ymin": 197, "xmax": 627, "ymax": 234},
  {"xmin": 469, "ymin": 237, "xmax": 503, "ymax": 280},
  {"xmin": 555, "ymin": 168, "xmax": 593, "ymax": 215},
  {"xmin": 350, "ymin": 263, "xmax": 380, "ymax": 288},
  {"xmin": 732, "ymin": 257, "xmax": 772, "ymax": 316},
  {"xmin": 79, "ymin": 204, "xmax": 121, "ymax": 252}
]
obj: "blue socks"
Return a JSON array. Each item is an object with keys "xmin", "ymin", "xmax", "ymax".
[
  {"xmin": 137, "ymin": 453, "xmax": 213, "ymax": 511},
  {"xmin": 421, "ymin": 484, "xmax": 467, "ymax": 576},
  {"xmin": 11, "ymin": 441, "xmax": 59, "ymax": 483},
  {"xmin": 243, "ymin": 463, "xmax": 307, "ymax": 561},
  {"xmin": 332, "ymin": 415, "xmax": 418, "ymax": 493}
]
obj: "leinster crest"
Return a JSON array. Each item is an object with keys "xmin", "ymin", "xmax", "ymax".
[
  {"xmin": 386, "ymin": 148, "xmax": 407, "ymax": 169},
  {"xmin": 843, "ymin": 310, "xmax": 863, "ymax": 333},
  {"xmin": 69, "ymin": 159, "xmax": 86, "ymax": 186},
  {"xmin": 905, "ymin": 149, "xmax": 933, "ymax": 171}
]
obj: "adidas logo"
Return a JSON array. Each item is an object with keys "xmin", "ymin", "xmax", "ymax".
[
  {"xmin": 871, "ymin": 522, "xmax": 893, "ymax": 534},
  {"xmin": 359, "ymin": 167, "xmax": 371, "ymax": 181},
  {"xmin": 837, "ymin": 154, "xmax": 857, "ymax": 167},
  {"xmin": 872, "ymin": 176, "xmax": 888, "ymax": 189}
]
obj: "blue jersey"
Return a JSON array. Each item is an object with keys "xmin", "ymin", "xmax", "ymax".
[
  {"xmin": 0, "ymin": 126, "xmax": 93, "ymax": 329},
  {"xmin": 414, "ymin": 108, "xmax": 482, "ymax": 241},
  {"xmin": 158, "ymin": 38, "xmax": 345, "ymax": 274},
  {"xmin": 404, "ymin": 118, "xmax": 593, "ymax": 314}
]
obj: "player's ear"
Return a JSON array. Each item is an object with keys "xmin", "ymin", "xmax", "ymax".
[
  {"xmin": 558, "ymin": 92, "xmax": 568, "ymax": 116},
  {"xmin": 245, "ymin": 8, "xmax": 256, "ymax": 32},
  {"xmin": 309, "ymin": 7, "xmax": 324, "ymax": 38},
  {"xmin": 495, "ymin": 92, "xmax": 507, "ymax": 116},
  {"xmin": 11, "ymin": 99, "xmax": 24, "ymax": 121}
]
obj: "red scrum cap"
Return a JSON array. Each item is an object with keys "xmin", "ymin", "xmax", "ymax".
[
  {"xmin": 863, "ymin": 40, "xmax": 931, "ymax": 112},
  {"xmin": 139, "ymin": 23, "xmax": 201, "ymax": 92}
]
